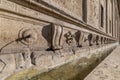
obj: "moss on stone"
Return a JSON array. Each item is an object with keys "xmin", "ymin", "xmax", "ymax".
[{"xmin": 6, "ymin": 68, "xmax": 38, "ymax": 80}]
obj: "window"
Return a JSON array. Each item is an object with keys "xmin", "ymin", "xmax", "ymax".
[
  {"xmin": 82, "ymin": 0, "xmax": 87, "ymax": 22},
  {"xmin": 106, "ymin": 1, "xmax": 108, "ymax": 33},
  {"xmin": 100, "ymin": 5, "xmax": 104, "ymax": 28},
  {"xmin": 109, "ymin": 20, "xmax": 112, "ymax": 33}
]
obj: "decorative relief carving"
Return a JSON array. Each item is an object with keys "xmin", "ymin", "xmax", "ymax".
[
  {"xmin": 15, "ymin": 53, "xmax": 25, "ymax": 69},
  {"xmin": 44, "ymin": 25, "xmax": 115, "ymax": 51},
  {"xmin": 51, "ymin": 24, "xmax": 63, "ymax": 50},
  {"xmin": 76, "ymin": 31, "xmax": 83, "ymax": 47},
  {"xmin": 0, "ymin": 59, "xmax": 6, "ymax": 73},
  {"xmin": 101, "ymin": 37, "xmax": 103, "ymax": 44},
  {"xmin": 15, "ymin": 48, "xmax": 33, "ymax": 69},
  {"xmin": 104, "ymin": 37, "xmax": 106, "ymax": 44},
  {"xmin": 77, "ymin": 31, "xmax": 89, "ymax": 47},
  {"xmin": 91, "ymin": 35, "xmax": 100, "ymax": 45},
  {"xmin": 0, "ymin": 22, "xmax": 114, "ymax": 54},
  {"xmin": 65, "ymin": 31, "xmax": 74, "ymax": 45},
  {"xmin": 98, "ymin": 36, "xmax": 101, "ymax": 45},
  {"xmin": 74, "ymin": 30, "xmax": 114, "ymax": 48},
  {"xmin": 106, "ymin": 38, "xmax": 108, "ymax": 44},
  {"xmin": 92, "ymin": 34, "xmax": 97, "ymax": 45},
  {"xmin": 88, "ymin": 33, "xmax": 93, "ymax": 46},
  {"xmin": 75, "ymin": 31, "xmax": 80, "ymax": 47},
  {"xmin": 75, "ymin": 31, "xmax": 105, "ymax": 47},
  {"xmin": 18, "ymin": 28, "xmax": 38, "ymax": 45},
  {"xmin": 96, "ymin": 35, "xmax": 99, "ymax": 45}
]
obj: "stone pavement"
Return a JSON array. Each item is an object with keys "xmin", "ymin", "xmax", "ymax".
[{"xmin": 84, "ymin": 46, "xmax": 120, "ymax": 80}]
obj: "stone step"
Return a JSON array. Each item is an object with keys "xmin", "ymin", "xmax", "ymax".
[{"xmin": 84, "ymin": 46, "xmax": 120, "ymax": 80}]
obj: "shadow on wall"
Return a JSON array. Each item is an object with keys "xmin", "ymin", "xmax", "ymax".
[{"xmin": 42, "ymin": 25, "xmax": 52, "ymax": 51}]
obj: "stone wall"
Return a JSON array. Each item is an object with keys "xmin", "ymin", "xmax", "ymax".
[
  {"xmin": 40, "ymin": 0, "xmax": 83, "ymax": 20},
  {"xmin": 87, "ymin": 0, "xmax": 100, "ymax": 28}
]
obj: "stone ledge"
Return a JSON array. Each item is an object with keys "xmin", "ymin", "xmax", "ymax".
[
  {"xmin": 85, "ymin": 45, "xmax": 120, "ymax": 80},
  {"xmin": 4, "ymin": 43, "xmax": 118, "ymax": 80}
]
